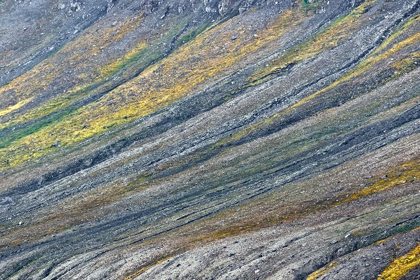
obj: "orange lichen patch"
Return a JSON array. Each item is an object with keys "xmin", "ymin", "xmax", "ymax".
[
  {"xmin": 340, "ymin": 158, "xmax": 419, "ymax": 204},
  {"xmin": 0, "ymin": 8, "xmax": 308, "ymax": 169},
  {"xmin": 10, "ymin": 238, "xmax": 27, "ymax": 246},
  {"xmin": 376, "ymin": 236, "xmax": 395, "ymax": 246},
  {"xmin": 248, "ymin": 0, "xmax": 378, "ymax": 85},
  {"xmin": 377, "ymin": 242, "xmax": 420, "ymax": 280},
  {"xmin": 306, "ymin": 261, "xmax": 338, "ymax": 280}
]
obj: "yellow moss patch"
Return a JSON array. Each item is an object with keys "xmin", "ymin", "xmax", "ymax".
[
  {"xmin": 0, "ymin": 41, "xmax": 149, "ymax": 131},
  {"xmin": 217, "ymin": 17, "xmax": 420, "ymax": 148},
  {"xmin": 0, "ymin": 97, "xmax": 33, "ymax": 117},
  {"xmin": 276, "ymin": 29, "xmax": 419, "ymax": 111},
  {"xmin": 0, "ymin": 8, "xmax": 308, "ymax": 168},
  {"xmin": 98, "ymin": 42, "xmax": 148, "ymax": 79},
  {"xmin": 300, "ymin": 15, "xmax": 418, "ymax": 105},
  {"xmin": 343, "ymin": 31, "xmax": 420, "ymax": 81},
  {"xmin": 370, "ymin": 14, "xmax": 419, "ymax": 57},
  {"xmin": 248, "ymin": 0, "xmax": 377, "ymax": 85},
  {"xmin": 0, "ymin": 87, "xmax": 88, "ymax": 131},
  {"xmin": 341, "ymin": 158, "xmax": 419, "ymax": 204},
  {"xmin": 377, "ymin": 242, "xmax": 420, "ymax": 280},
  {"xmin": 375, "ymin": 236, "xmax": 395, "ymax": 246},
  {"xmin": 391, "ymin": 51, "xmax": 420, "ymax": 70},
  {"xmin": 0, "ymin": 13, "xmax": 144, "ymax": 117},
  {"xmin": 306, "ymin": 261, "xmax": 338, "ymax": 280}
]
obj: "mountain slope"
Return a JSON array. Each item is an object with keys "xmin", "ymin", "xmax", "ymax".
[{"xmin": 0, "ymin": 0, "xmax": 420, "ymax": 279}]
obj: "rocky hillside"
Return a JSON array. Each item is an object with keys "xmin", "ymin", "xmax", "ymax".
[{"xmin": 0, "ymin": 0, "xmax": 420, "ymax": 279}]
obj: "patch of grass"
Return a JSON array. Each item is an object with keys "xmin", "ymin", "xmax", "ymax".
[
  {"xmin": 0, "ymin": 82, "xmax": 98, "ymax": 132},
  {"xmin": 0, "ymin": 39, "xmax": 163, "ymax": 133}
]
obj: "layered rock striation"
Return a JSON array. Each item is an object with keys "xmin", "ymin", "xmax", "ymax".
[{"xmin": 0, "ymin": 0, "xmax": 420, "ymax": 279}]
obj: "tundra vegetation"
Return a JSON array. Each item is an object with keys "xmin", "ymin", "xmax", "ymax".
[{"xmin": 0, "ymin": 0, "xmax": 419, "ymax": 279}]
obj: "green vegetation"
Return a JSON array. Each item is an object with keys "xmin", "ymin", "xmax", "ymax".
[
  {"xmin": 0, "ymin": 8, "xmax": 307, "ymax": 169},
  {"xmin": 1, "ymin": 1, "xmax": 420, "ymax": 279},
  {"xmin": 175, "ymin": 23, "xmax": 211, "ymax": 48},
  {"xmin": 301, "ymin": 0, "xmax": 321, "ymax": 10},
  {"xmin": 97, "ymin": 42, "xmax": 148, "ymax": 79},
  {"xmin": 0, "ymin": 107, "xmax": 72, "ymax": 150}
]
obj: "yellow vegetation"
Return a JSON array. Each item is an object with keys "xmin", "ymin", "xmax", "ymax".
[
  {"xmin": 377, "ymin": 242, "xmax": 420, "ymax": 280},
  {"xmin": 370, "ymin": 14, "xmax": 420, "ymax": 57},
  {"xmin": 286, "ymin": 31, "xmax": 420, "ymax": 108},
  {"xmin": 98, "ymin": 42, "xmax": 148, "ymax": 79},
  {"xmin": 0, "ymin": 13, "xmax": 144, "ymax": 119},
  {"xmin": 306, "ymin": 261, "xmax": 338, "ymax": 280},
  {"xmin": 342, "ymin": 158, "xmax": 419, "ymax": 204},
  {"xmin": 0, "ymin": 8, "xmax": 307, "ymax": 168},
  {"xmin": 0, "ymin": 98, "xmax": 33, "ymax": 117},
  {"xmin": 217, "ymin": 13, "xmax": 419, "ymax": 148},
  {"xmin": 248, "ymin": 0, "xmax": 378, "ymax": 84},
  {"xmin": 391, "ymin": 51, "xmax": 420, "ymax": 70},
  {"xmin": 0, "ymin": 41, "xmax": 149, "ymax": 131}
]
